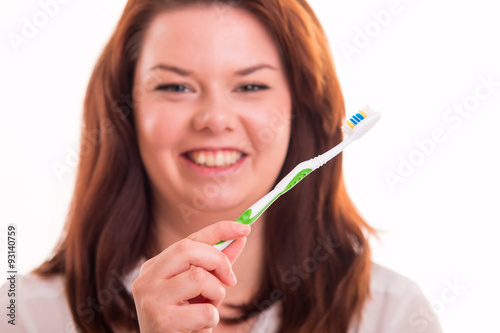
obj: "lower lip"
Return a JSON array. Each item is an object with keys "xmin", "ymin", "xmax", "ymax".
[{"xmin": 181, "ymin": 154, "xmax": 247, "ymax": 177}]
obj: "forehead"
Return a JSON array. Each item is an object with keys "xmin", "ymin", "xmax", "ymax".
[{"xmin": 137, "ymin": 4, "xmax": 282, "ymax": 72}]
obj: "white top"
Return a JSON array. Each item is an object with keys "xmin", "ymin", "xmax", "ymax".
[{"xmin": 0, "ymin": 262, "xmax": 443, "ymax": 333}]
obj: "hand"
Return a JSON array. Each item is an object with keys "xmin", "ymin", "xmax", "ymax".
[{"xmin": 132, "ymin": 221, "xmax": 251, "ymax": 332}]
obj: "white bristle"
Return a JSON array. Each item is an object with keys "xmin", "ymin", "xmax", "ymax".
[
  {"xmin": 363, "ymin": 105, "xmax": 375, "ymax": 115},
  {"xmin": 341, "ymin": 123, "xmax": 353, "ymax": 135},
  {"xmin": 342, "ymin": 105, "xmax": 381, "ymax": 137}
]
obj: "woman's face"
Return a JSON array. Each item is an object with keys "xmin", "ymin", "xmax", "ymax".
[{"xmin": 133, "ymin": 4, "xmax": 292, "ymax": 223}]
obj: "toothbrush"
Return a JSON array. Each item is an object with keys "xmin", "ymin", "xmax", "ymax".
[{"xmin": 214, "ymin": 105, "xmax": 381, "ymax": 251}]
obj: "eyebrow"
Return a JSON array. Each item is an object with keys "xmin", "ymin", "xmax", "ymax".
[
  {"xmin": 149, "ymin": 64, "xmax": 192, "ymax": 76},
  {"xmin": 148, "ymin": 63, "xmax": 277, "ymax": 77},
  {"xmin": 235, "ymin": 64, "xmax": 278, "ymax": 76}
]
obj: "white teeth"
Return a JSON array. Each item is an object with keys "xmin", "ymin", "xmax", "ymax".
[
  {"xmin": 188, "ymin": 150, "xmax": 243, "ymax": 167},
  {"xmin": 215, "ymin": 151, "xmax": 224, "ymax": 166},
  {"xmin": 206, "ymin": 153, "xmax": 215, "ymax": 167},
  {"xmin": 224, "ymin": 152, "xmax": 233, "ymax": 165},
  {"xmin": 197, "ymin": 153, "xmax": 206, "ymax": 165}
]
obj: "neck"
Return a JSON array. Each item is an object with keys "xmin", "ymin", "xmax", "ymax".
[{"xmin": 150, "ymin": 199, "xmax": 251, "ymax": 250}]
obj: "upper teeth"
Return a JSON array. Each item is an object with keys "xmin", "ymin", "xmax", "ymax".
[{"xmin": 188, "ymin": 150, "xmax": 243, "ymax": 167}]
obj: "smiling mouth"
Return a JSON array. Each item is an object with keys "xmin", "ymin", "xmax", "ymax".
[{"xmin": 185, "ymin": 150, "xmax": 244, "ymax": 168}]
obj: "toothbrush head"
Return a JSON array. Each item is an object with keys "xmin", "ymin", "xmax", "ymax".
[{"xmin": 341, "ymin": 105, "xmax": 381, "ymax": 140}]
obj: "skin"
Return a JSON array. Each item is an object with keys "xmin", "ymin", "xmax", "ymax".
[{"xmin": 131, "ymin": 4, "xmax": 292, "ymax": 333}]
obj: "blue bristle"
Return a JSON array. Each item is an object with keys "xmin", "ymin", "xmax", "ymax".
[
  {"xmin": 350, "ymin": 117, "xmax": 359, "ymax": 124},
  {"xmin": 356, "ymin": 113, "xmax": 365, "ymax": 120}
]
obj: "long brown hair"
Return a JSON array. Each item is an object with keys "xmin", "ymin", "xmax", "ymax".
[{"xmin": 36, "ymin": 0, "xmax": 374, "ymax": 332}]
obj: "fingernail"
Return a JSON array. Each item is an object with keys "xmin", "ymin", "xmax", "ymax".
[
  {"xmin": 234, "ymin": 223, "xmax": 250, "ymax": 233},
  {"xmin": 231, "ymin": 270, "xmax": 237, "ymax": 285}
]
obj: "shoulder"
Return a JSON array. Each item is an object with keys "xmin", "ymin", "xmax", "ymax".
[
  {"xmin": 352, "ymin": 263, "xmax": 443, "ymax": 333},
  {"xmin": 4, "ymin": 272, "xmax": 65, "ymax": 297},
  {"xmin": 0, "ymin": 273, "xmax": 77, "ymax": 333},
  {"xmin": 370, "ymin": 262, "xmax": 421, "ymax": 295}
]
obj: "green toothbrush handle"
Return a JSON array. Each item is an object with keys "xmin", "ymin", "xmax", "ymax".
[{"xmin": 213, "ymin": 163, "xmax": 315, "ymax": 251}]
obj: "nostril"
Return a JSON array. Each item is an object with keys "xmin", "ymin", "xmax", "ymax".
[{"xmin": 191, "ymin": 106, "xmax": 236, "ymax": 133}]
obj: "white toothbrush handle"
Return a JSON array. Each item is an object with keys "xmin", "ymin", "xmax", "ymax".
[
  {"xmin": 213, "ymin": 108, "xmax": 381, "ymax": 251},
  {"xmin": 213, "ymin": 139, "xmax": 353, "ymax": 251},
  {"xmin": 319, "ymin": 136, "xmax": 353, "ymax": 161}
]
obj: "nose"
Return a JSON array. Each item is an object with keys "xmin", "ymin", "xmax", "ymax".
[{"xmin": 191, "ymin": 92, "xmax": 236, "ymax": 133}]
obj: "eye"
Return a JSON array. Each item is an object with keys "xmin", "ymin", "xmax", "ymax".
[
  {"xmin": 155, "ymin": 84, "xmax": 192, "ymax": 93},
  {"xmin": 236, "ymin": 83, "xmax": 270, "ymax": 92}
]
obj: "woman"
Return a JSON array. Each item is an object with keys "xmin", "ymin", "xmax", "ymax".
[{"xmin": 0, "ymin": 0, "xmax": 443, "ymax": 332}]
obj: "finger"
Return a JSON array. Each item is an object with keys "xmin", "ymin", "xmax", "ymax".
[
  {"xmin": 160, "ymin": 266, "xmax": 226, "ymax": 308},
  {"xmin": 169, "ymin": 303, "xmax": 219, "ymax": 332},
  {"xmin": 138, "ymin": 256, "xmax": 156, "ymax": 275},
  {"xmin": 187, "ymin": 221, "xmax": 251, "ymax": 246},
  {"xmin": 222, "ymin": 236, "xmax": 247, "ymax": 265},
  {"xmin": 149, "ymin": 240, "xmax": 236, "ymax": 286},
  {"xmin": 138, "ymin": 221, "xmax": 249, "ymax": 276}
]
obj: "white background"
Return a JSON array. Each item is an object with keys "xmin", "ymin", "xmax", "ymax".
[{"xmin": 1, "ymin": 0, "xmax": 499, "ymax": 332}]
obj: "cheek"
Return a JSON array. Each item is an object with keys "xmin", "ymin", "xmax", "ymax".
[
  {"xmin": 135, "ymin": 103, "xmax": 187, "ymax": 150},
  {"xmin": 247, "ymin": 102, "xmax": 292, "ymax": 154}
]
